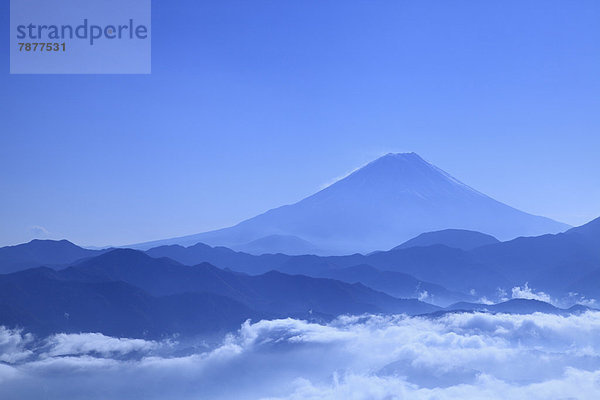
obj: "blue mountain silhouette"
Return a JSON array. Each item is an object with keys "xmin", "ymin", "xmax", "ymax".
[{"xmin": 131, "ymin": 153, "xmax": 569, "ymax": 254}]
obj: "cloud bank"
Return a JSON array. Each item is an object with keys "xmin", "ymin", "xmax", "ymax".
[{"xmin": 1, "ymin": 312, "xmax": 600, "ymax": 399}]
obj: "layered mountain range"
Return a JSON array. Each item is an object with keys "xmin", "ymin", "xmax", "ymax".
[
  {"xmin": 143, "ymin": 217, "xmax": 600, "ymax": 301},
  {"xmin": 0, "ymin": 216, "xmax": 598, "ymax": 338}
]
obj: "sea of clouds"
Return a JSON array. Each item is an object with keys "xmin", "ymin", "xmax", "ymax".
[{"xmin": 1, "ymin": 311, "xmax": 600, "ymax": 399}]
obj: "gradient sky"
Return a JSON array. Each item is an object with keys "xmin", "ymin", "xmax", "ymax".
[{"xmin": 1, "ymin": 0, "xmax": 599, "ymax": 247}]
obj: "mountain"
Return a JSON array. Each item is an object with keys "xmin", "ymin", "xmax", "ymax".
[
  {"xmin": 232, "ymin": 234, "xmax": 322, "ymax": 255},
  {"xmin": 145, "ymin": 243, "xmax": 481, "ymax": 303},
  {"xmin": 564, "ymin": 215, "xmax": 600, "ymax": 245},
  {"xmin": 145, "ymin": 242, "xmax": 291, "ymax": 275},
  {"xmin": 144, "ymin": 218, "xmax": 600, "ymax": 302},
  {"xmin": 393, "ymin": 229, "xmax": 500, "ymax": 251},
  {"xmin": 353, "ymin": 245, "xmax": 510, "ymax": 295},
  {"xmin": 146, "ymin": 242, "xmax": 505, "ymax": 298},
  {"xmin": 273, "ymin": 245, "xmax": 509, "ymax": 296},
  {"xmin": 0, "ymin": 250, "xmax": 439, "ymax": 337},
  {"xmin": 0, "ymin": 266, "xmax": 262, "ymax": 338},
  {"xmin": 4, "ymin": 217, "xmax": 598, "ymax": 308},
  {"xmin": 131, "ymin": 153, "xmax": 569, "ymax": 254},
  {"xmin": 314, "ymin": 264, "xmax": 474, "ymax": 306},
  {"xmin": 444, "ymin": 299, "xmax": 592, "ymax": 315},
  {"xmin": 554, "ymin": 217, "xmax": 600, "ymax": 299},
  {"xmin": 0, "ymin": 239, "xmax": 106, "ymax": 274},
  {"xmin": 471, "ymin": 217, "xmax": 600, "ymax": 292},
  {"xmin": 69, "ymin": 249, "xmax": 438, "ymax": 316},
  {"xmin": 566, "ymin": 268, "xmax": 600, "ymax": 301}
]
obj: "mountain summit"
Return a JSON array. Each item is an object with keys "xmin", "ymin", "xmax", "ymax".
[{"xmin": 134, "ymin": 153, "xmax": 569, "ymax": 254}]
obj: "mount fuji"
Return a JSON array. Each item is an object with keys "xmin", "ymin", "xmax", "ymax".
[{"xmin": 134, "ymin": 153, "xmax": 570, "ymax": 254}]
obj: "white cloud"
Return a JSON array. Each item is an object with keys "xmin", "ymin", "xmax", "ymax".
[
  {"xmin": 567, "ymin": 292, "xmax": 598, "ymax": 307},
  {"xmin": 43, "ymin": 333, "xmax": 160, "ymax": 357},
  {"xmin": 496, "ymin": 287, "xmax": 508, "ymax": 301},
  {"xmin": 267, "ymin": 369, "xmax": 600, "ymax": 400},
  {"xmin": 477, "ymin": 296, "xmax": 494, "ymax": 305},
  {"xmin": 511, "ymin": 283, "xmax": 553, "ymax": 304},
  {"xmin": 28, "ymin": 225, "xmax": 50, "ymax": 238},
  {"xmin": 0, "ymin": 327, "xmax": 34, "ymax": 363},
  {"xmin": 2, "ymin": 312, "xmax": 600, "ymax": 399},
  {"xmin": 417, "ymin": 290, "xmax": 430, "ymax": 302}
]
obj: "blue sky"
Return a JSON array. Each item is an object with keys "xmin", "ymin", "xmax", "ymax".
[{"xmin": 1, "ymin": 0, "xmax": 599, "ymax": 247}]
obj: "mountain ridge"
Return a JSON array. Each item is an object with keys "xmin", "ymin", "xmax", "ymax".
[
  {"xmin": 0, "ymin": 239, "xmax": 107, "ymax": 274},
  {"xmin": 393, "ymin": 229, "xmax": 500, "ymax": 251},
  {"xmin": 0, "ymin": 249, "xmax": 439, "ymax": 337}
]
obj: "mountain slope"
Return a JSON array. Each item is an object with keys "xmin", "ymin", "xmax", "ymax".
[
  {"xmin": 0, "ymin": 267, "xmax": 261, "ymax": 338},
  {"xmin": 132, "ymin": 153, "xmax": 568, "ymax": 254},
  {"xmin": 471, "ymin": 217, "xmax": 600, "ymax": 291},
  {"xmin": 444, "ymin": 299, "xmax": 592, "ymax": 315},
  {"xmin": 144, "ymin": 218, "xmax": 600, "ymax": 302},
  {"xmin": 232, "ymin": 234, "xmax": 321, "ymax": 255},
  {"xmin": 0, "ymin": 250, "xmax": 439, "ymax": 337},
  {"xmin": 65, "ymin": 249, "xmax": 439, "ymax": 316},
  {"xmin": 446, "ymin": 299, "xmax": 556, "ymax": 314},
  {"xmin": 145, "ymin": 242, "xmax": 291, "ymax": 275},
  {"xmin": 145, "ymin": 242, "xmax": 505, "ymax": 296},
  {"xmin": 0, "ymin": 239, "xmax": 106, "ymax": 274},
  {"xmin": 315, "ymin": 264, "xmax": 474, "ymax": 306},
  {"xmin": 394, "ymin": 229, "xmax": 500, "ymax": 251}
]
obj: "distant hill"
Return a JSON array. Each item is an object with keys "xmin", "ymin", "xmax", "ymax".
[
  {"xmin": 444, "ymin": 298, "xmax": 592, "ymax": 315},
  {"xmin": 0, "ymin": 266, "xmax": 261, "ymax": 338},
  {"xmin": 0, "ymin": 249, "xmax": 438, "ymax": 337},
  {"xmin": 314, "ymin": 264, "xmax": 474, "ymax": 306},
  {"xmin": 232, "ymin": 234, "xmax": 322, "ymax": 255},
  {"xmin": 69, "ymin": 249, "xmax": 438, "ymax": 316},
  {"xmin": 566, "ymin": 269, "xmax": 600, "ymax": 301},
  {"xmin": 145, "ymin": 242, "xmax": 290, "ymax": 275},
  {"xmin": 4, "ymin": 252, "xmax": 585, "ymax": 340},
  {"xmin": 0, "ymin": 239, "xmax": 106, "ymax": 274},
  {"xmin": 130, "ymin": 153, "xmax": 569, "ymax": 254},
  {"xmin": 3, "ymin": 225, "xmax": 599, "ymax": 339},
  {"xmin": 3, "ymin": 217, "xmax": 599, "ymax": 308},
  {"xmin": 145, "ymin": 244, "xmax": 476, "ymax": 304},
  {"xmin": 145, "ymin": 242, "xmax": 504, "ymax": 296},
  {"xmin": 471, "ymin": 216, "xmax": 600, "ymax": 292},
  {"xmin": 393, "ymin": 229, "xmax": 500, "ymax": 251},
  {"xmin": 564, "ymin": 215, "xmax": 600, "ymax": 245},
  {"xmin": 353, "ymin": 245, "xmax": 510, "ymax": 295},
  {"xmin": 144, "ymin": 218, "xmax": 600, "ymax": 302}
]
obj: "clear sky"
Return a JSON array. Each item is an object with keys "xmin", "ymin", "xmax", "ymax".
[{"xmin": 1, "ymin": 0, "xmax": 599, "ymax": 247}]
